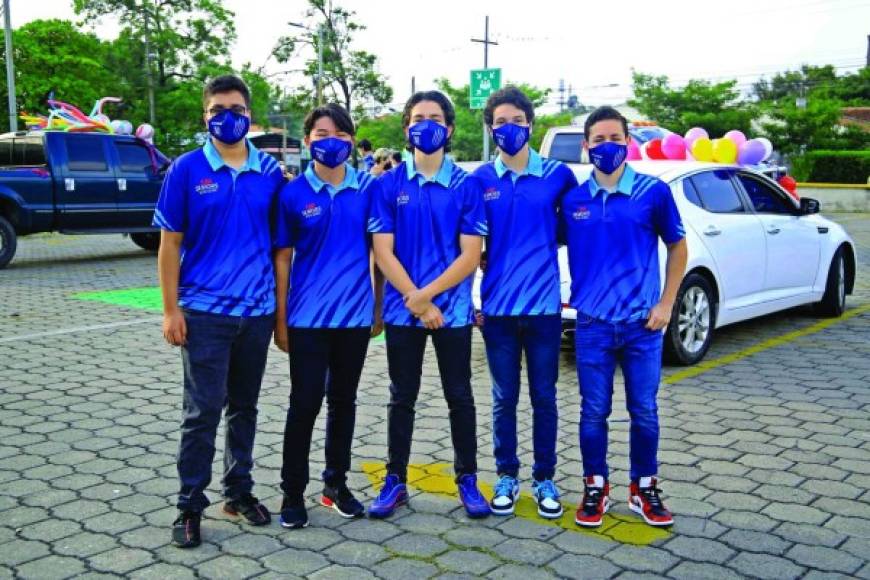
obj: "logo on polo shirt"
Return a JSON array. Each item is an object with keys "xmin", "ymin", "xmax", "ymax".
[
  {"xmin": 573, "ymin": 205, "xmax": 591, "ymax": 220},
  {"xmin": 195, "ymin": 177, "xmax": 219, "ymax": 195},
  {"xmin": 302, "ymin": 202, "xmax": 322, "ymax": 219},
  {"xmin": 484, "ymin": 187, "xmax": 500, "ymax": 201},
  {"xmin": 397, "ymin": 192, "xmax": 410, "ymax": 206}
]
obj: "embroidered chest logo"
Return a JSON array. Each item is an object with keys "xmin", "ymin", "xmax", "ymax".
[
  {"xmin": 195, "ymin": 177, "xmax": 219, "ymax": 195},
  {"xmin": 301, "ymin": 202, "xmax": 323, "ymax": 219},
  {"xmin": 397, "ymin": 192, "xmax": 410, "ymax": 206},
  {"xmin": 573, "ymin": 205, "xmax": 591, "ymax": 220},
  {"xmin": 483, "ymin": 187, "xmax": 500, "ymax": 201}
]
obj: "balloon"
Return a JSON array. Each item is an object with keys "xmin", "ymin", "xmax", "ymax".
[
  {"xmin": 685, "ymin": 148, "xmax": 695, "ymax": 161},
  {"xmin": 684, "ymin": 127, "xmax": 708, "ymax": 149},
  {"xmin": 136, "ymin": 123, "xmax": 155, "ymax": 142},
  {"xmin": 756, "ymin": 137, "xmax": 773, "ymax": 161},
  {"xmin": 712, "ymin": 138, "xmax": 737, "ymax": 163},
  {"xmin": 737, "ymin": 139, "xmax": 766, "ymax": 166},
  {"xmin": 779, "ymin": 175, "xmax": 798, "ymax": 199},
  {"xmin": 627, "ymin": 141, "xmax": 642, "ymax": 161},
  {"xmin": 646, "ymin": 138, "xmax": 667, "ymax": 160},
  {"xmin": 661, "ymin": 134, "xmax": 687, "ymax": 160},
  {"xmin": 724, "ymin": 130, "xmax": 747, "ymax": 149},
  {"xmin": 691, "ymin": 137, "xmax": 713, "ymax": 162},
  {"xmin": 110, "ymin": 120, "xmax": 124, "ymax": 133}
]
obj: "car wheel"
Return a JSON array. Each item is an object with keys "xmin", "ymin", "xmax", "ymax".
[
  {"xmin": 130, "ymin": 232, "xmax": 160, "ymax": 252},
  {"xmin": 0, "ymin": 215, "xmax": 17, "ymax": 269},
  {"xmin": 813, "ymin": 247, "xmax": 846, "ymax": 317},
  {"xmin": 664, "ymin": 273, "xmax": 716, "ymax": 366}
]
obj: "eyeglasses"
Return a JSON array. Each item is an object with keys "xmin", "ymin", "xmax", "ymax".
[{"xmin": 207, "ymin": 105, "xmax": 247, "ymax": 116}]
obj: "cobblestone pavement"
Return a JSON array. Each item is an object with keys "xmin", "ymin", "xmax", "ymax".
[{"xmin": 1, "ymin": 215, "xmax": 869, "ymax": 579}]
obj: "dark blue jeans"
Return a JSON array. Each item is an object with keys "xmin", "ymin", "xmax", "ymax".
[
  {"xmin": 482, "ymin": 314, "xmax": 561, "ymax": 481},
  {"xmin": 280, "ymin": 327, "xmax": 371, "ymax": 497},
  {"xmin": 177, "ymin": 309, "xmax": 274, "ymax": 512},
  {"xmin": 574, "ymin": 314, "xmax": 663, "ymax": 481},
  {"xmin": 385, "ymin": 324, "xmax": 477, "ymax": 481}
]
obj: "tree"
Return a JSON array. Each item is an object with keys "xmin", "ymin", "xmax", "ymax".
[
  {"xmin": 356, "ymin": 113, "xmax": 404, "ymax": 152},
  {"xmin": 271, "ymin": 0, "xmax": 392, "ymax": 116},
  {"xmin": 760, "ymin": 97, "xmax": 869, "ymax": 156},
  {"xmin": 629, "ymin": 71, "xmax": 756, "ymax": 138}
]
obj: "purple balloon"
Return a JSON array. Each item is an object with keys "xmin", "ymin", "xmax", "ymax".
[{"xmin": 738, "ymin": 139, "xmax": 766, "ymax": 166}]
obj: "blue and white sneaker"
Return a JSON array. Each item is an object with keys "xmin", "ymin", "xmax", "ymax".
[
  {"xmin": 457, "ymin": 474, "xmax": 490, "ymax": 519},
  {"xmin": 490, "ymin": 475, "xmax": 520, "ymax": 515},
  {"xmin": 368, "ymin": 474, "xmax": 408, "ymax": 519},
  {"xmin": 532, "ymin": 479, "xmax": 563, "ymax": 519}
]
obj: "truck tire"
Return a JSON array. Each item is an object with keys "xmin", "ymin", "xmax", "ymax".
[
  {"xmin": 130, "ymin": 232, "xmax": 160, "ymax": 252},
  {"xmin": 0, "ymin": 215, "xmax": 17, "ymax": 269}
]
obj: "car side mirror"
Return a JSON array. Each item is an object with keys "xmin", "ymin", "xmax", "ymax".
[{"xmin": 800, "ymin": 197, "xmax": 820, "ymax": 215}]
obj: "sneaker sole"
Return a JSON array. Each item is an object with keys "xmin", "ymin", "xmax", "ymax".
[
  {"xmin": 629, "ymin": 499, "xmax": 673, "ymax": 526},
  {"xmin": 490, "ymin": 490, "xmax": 519, "ymax": 516},
  {"xmin": 458, "ymin": 497, "xmax": 491, "ymax": 519},
  {"xmin": 368, "ymin": 494, "xmax": 409, "ymax": 519},
  {"xmin": 279, "ymin": 517, "xmax": 310, "ymax": 529},
  {"xmin": 321, "ymin": 496, "xmax": 364, "ymax": 519},
  {"xmin": 574, "ymin": 497, "xmax": 611, "ymax": 527},
  {"xmin": 537, "ymin": 505, "xmax": 564, "ymax": 519}
]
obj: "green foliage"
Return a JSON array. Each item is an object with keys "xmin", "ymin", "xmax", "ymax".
[
  {"xmin": 531, "ymin": 112, "xmax": 574, "ymax": 151},
  {"xmin": 760, "ymin": 97, "xmax": 869, "ymax": 156},
  {"xmin": 799, "ymin": 150, "xmax": 870, "ymax": 184},
  {"xmin": 753, "ymin": 65, "xmax": 870, "ymax": 106},
  {"xmin": 356, "ymin": 113, "xmax": 404, "ymax": 152}
]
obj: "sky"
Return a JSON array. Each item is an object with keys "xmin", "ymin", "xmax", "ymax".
[{"xmin": 12, "ymin": 0, "xmax": 870, "ymax": 114}]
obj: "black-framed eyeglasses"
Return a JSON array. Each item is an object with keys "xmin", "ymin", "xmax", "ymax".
[{"xmin": 208, "ymin": 105, "xmax": 247, "ymax": 116}]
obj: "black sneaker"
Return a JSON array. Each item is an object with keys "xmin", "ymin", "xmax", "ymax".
[
  {"xmin": 172, "ymin": 510, "xmax": 201, "ymax": 548},
  {"xmin": 279, "ymin": 495, "xmax": 309, "ymax": 529},
  {"xmin": 223, "ymin": 493, "xmax": 271, "ymax": 526},
  {"xmin": 321, "ymin": 484, "xmax": 365, "ymax": 518}
]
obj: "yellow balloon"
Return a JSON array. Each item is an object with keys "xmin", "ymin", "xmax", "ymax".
[
  {"xmin": 712, "ymin": 137, "xmax": 738, "ymax": 163},
  {"xmin": 691, "ymin": 137, "xmax": 713, "ymax": 162}
]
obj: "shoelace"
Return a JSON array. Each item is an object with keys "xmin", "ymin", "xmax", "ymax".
[
  {"xmin": 640, "ymin": 486, "xmax": 665, "ymax": 510},
  {"xmin": 536, "ymin": 480, "xmax": 559, "ymax": 500},
  {"xmin": 583, "ymin": 487, "xmax": 603, "ymax": 512},
  {"xmin": 493, "ymin": 476, "xmax": 516, "ymax": 498}
]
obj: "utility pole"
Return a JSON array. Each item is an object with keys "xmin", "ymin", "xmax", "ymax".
[
  {"xmin": 316, "ymin": 24, "xmax": 324, "ymax": 105},
  {"xmin": 557, "ymin": 79, "xmax": 566, "ymax": 112},
  {"xmin": 2, "ymin": 0, "xmax": 17, "ymax": 132},
  {"xmin": 471, "ymin": 16, "xmax": 497, "ymax": 161},
  {"xmin": 143, "ymin": 1, "xmax": 156, "ymax": 125},
  {"xmin": 411, "ymin": 76, "xmax": 416, "ymax": 96}
]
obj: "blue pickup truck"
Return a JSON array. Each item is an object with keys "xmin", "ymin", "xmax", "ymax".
[{"xmin": 0, "ymin": 130, "xmax": 169, "ymax": 268}]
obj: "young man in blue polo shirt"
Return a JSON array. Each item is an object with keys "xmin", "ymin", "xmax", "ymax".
[
  {"xmin": 473, "ymin": 86, "xmax": 577, "ymax": 519},
  {"xmin": 154, "ymin": 75, "xmax": 285, "ymax": 548},
  {"xmin": 367, "ymin": 90, "xmax": 490, "ymax": 519},
  {"xmin": 358, "ymin": 139, "xmax": 375, "ymax": 172},
  {"xmin": 273, "ymin": 103, "xmax": 384, "ymax": 529},
  {"xmin": 562, "ymin": 106, "xmax": 687, "ymax": 528}
]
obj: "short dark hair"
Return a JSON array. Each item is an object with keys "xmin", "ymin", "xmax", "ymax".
[
  {"xmin": 391, "ymin": 151, "xmax": 402, "ymax": 165},
  {"xmin": 483, "ymin": 86, "xmax": 535, "ymax": 126},
  {"xmin": 358, "ymin": 139, "xmax": 372, "ymax": 151},
  {"xmin": 401, "ymin": 90, "xmax": 455, "ymax": 152},
  {"xmin": 203, "ymin": 75, "xmax": 251, "ymax": 110},
  {"xmin": 303, "ymin": 103, "xmax": 356, "ymax": 137},
  {"xmin": 584, "ymin": 105, "xmax": 629, "ymax": 140}
]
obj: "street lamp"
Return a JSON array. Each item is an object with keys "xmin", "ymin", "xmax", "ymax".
[{"xmin": 288, "ymin": 21, "xmax": 324, "ymax": 105}]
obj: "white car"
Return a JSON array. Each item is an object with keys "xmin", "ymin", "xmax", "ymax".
[{"xmin": 473, "ymin": 161, "xmax": 857, "ymax": 365}]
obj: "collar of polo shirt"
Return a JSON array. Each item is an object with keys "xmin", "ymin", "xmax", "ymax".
[
  {"xmin": 405, "ymin": 154, "xmax": 455, "ymax": 187},
  {"xmin": 203, "ymin": 138, "xmax": 262, "ymax": 174},
  {"xmin": 589, "ymin": 163, "xmax": 637, "ymax": 198},
  {"xmin": 494, "ymin": 147, "xmax": 544, "ymax": 182},
  {"xmin": 304, "ymin": 162, "xmax": 361, "ymax": 197}
]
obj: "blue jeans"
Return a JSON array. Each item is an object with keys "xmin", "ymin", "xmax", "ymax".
[
  {"xmin": 177, "ymin": 309, "xmax": 274, "ymax": 512},
  {"xmin": 574, "ymin": 314, "xmax": 663, "ymax": 481},
  {"xmin": 482, "ymin": 314, "xmax": 561, "ymax": 481}
]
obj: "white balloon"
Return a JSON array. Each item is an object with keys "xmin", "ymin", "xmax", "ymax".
[{"xmin": 756, "ymin": 137, "xmax": 773, "ymax": 161}]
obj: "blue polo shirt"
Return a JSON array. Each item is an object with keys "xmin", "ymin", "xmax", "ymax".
[
  {"xmin": 275, "ymin": 163, "xmax": 380, "ymax": 328},
  {"xmin": 473, "ymin": 149, "xmax": 577, "ymax": 316},
  {"xmin": 363, "ymin": 154, "xmax": 375, "ymax": 172},
  {"xmin": 368, "ymin": 156, "xmax": 487, "ymax": 328},
  {"xmin": 152, "ymin": 139, "xmax": 285, "ymax": 317},
  {"xmin": 561, "ymin": 165, "xmax": 685, "ymax": 322}
]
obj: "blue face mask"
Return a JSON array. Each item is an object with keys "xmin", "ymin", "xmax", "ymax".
[
  {"xmin": 310, "ymin": 137, "xmax": 352, "ymax": 168},
  {"xmin": 408, "ymin": 120, "xmax": 449, "ymax": 154},
  {"xmin": 208, "ymin": 110, "xmax": 250, "ymax": 145},
  {"xmin": 492, "ymin": 123, "xmax": 530, "ymax": 156},
  {"xmin": 588, "ymin": 141, "xmax": 628, "ymax": 175}
]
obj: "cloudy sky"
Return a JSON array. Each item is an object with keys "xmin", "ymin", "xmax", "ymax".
[{"xmin": 14, "ymin": 0, "xmax": 870, "ymax": 113}]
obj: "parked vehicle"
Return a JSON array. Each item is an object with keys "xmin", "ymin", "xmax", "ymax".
[
  {"xmin": 539, "ymin": 121, "xmax": 670, "ymax": 164},
  {"xmin": 0, "ymin": 130, "xmax": 169, "ymax": 268}
]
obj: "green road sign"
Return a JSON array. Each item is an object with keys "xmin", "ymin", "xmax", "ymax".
[{"xmin": 470, "ymin": 68, "xmax": 502, "ymax": 109}]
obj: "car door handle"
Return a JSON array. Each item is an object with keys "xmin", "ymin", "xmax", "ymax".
[
  {"xmin": 817, "ymin": 226, "xmax": 829, "ymax": 234},
  {"xmin": 703, "ymin": 226, "xmax": 722, "ymax": 237},
  {"xmin": 117, "ymin": 178, "xmax": 127, "ymax": 192},
  {"xmin": 65, "ymin": 178, "xmax": 75, "ymax": 192},
  {"xmin": 767, "ymin": 226, "xmax": 781, "ymax": 235}
]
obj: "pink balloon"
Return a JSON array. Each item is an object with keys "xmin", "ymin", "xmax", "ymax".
[
  {"xmin": 725, "ymin": 130, "xmax": 747, "ymax": 149},
  {"xmin": 627, "ymin": 141, "xmax": 642, "ymax": 161},
  {"xmin": 661, "ymin": 134, "xmax": 687, "ymax": 160},
  {"xmin": 684, "ymin": 127, "xmax": 708, "ymax": 149}
]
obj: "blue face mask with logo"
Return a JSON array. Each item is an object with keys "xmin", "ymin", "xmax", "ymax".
[
  {"xmin": 208, "ymin": 110, "xmax": 250, "ymax": 145},
  {"xmin": 310, "ymin": 137, "xmax": 352, "ymax": 168},
  {"xmin": 492, "ymin": 123, "xmax": 530, "ymax": 156},
  {"xmin": 588, "ymin": 141, "xmax": 628, "ymax": 175},
  {"xmin": 408, "ymin": 120, "xmax": 449, "ymax": 154}
]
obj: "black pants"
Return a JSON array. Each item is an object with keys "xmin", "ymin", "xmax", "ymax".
[
  {"xmin": 385, "ymin": 324, "xmax": 478, "ymax": 481},
  {"xmin": 280, "ymin": 327, "xmax": 371, "ymax": 497}
]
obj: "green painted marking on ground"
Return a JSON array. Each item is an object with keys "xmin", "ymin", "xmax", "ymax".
[{"xmin": 73, "ymin": 287, "xmax": 163, "ymax": 311}]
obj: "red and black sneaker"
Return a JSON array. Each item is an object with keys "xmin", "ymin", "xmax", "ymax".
[
  {"xmin": 574, "ymin": 475, "xmax": 611, "ymax": 527},
  {"xmin": 629, "ymin": 477, "xmax": 673, "ymax": 527}
]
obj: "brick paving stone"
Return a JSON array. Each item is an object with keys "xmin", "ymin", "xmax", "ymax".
[
  {"xmin": 372, "ymin": 557, "xmax": 440, "ymax": 579},
  {"xmin": 486, "ymin": 563, "xmax": 558, "ymax": 580},
  {"xmin": 323, "ymin": 540, "xmax": 388, "ymax": 567},
  {"xmin": 727, "ymin": 552, "xmax": 805, "ymax": 580},
  {"xmin": 87, "ymin": 547, "xmax": 154, "ymax": 574},
  {"xmin": 785, "ymin": 543, "xmax": 863, "ymax": 574},
  {"xmin": 549, "ymin": 554, "xmax": 621, "ymax": 579},
  {"xmin": 492, "ymin": 537, "xmax": 561, "ymax": 566},
  {"xmin": 605, "ymin": 545, "xmax": 679, "ymax": 574},
  {"xmin": 195, "ymin": 554, "xmax": 266, "ymax": 579},
  {"xmin": 663, "ymin": 536, "xmax": 735, "ymax": 564},
  {"xmin": 15, "ymin": 555, "xmax": 87, "ymax": 580},
  {"xmin": 666, "ymin": 562, "xmax": 734, "ymax": 580}
]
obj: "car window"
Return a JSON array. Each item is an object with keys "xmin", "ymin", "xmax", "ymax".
[
  {"xmin": 16, "ymin": 137, "xmax": 46, "ymax": 166},
  {"xmin": 65, "ymin": 135, "xmax": 108, "ymax": 172},
  {"xmin": 689, "ymin": 170, "xmax": 745, "ymax": 213},
  {"xmin": 548, "ymin": 133, "xmax": 584, "ymax": 163},
  {"xmin": 681, "ymin": 178, "xmax": 704, "ymax": 209},
  {"xmin": 737, "ymin": 173, "xmax": 795, "ymax": 215},
  {"xmin": 628, "ymin": 126, "xmax": 669, "ymax": 144},
  {"xmin": 115, "ymin": 141, "xmax": 153, "ymax": 174}
]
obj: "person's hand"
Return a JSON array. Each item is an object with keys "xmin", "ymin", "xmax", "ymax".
[
  {"xmin": 274, "ymin": 322, "xmax": 290, "ymax": 353},
  {"xmin": 403, "ymin": 288, "xmax": 431, "ymax": 317},
  {"xmin": 646, "ymin": 301, "xmax": 673, "ymax": 331},
  {"xmin": 420, "ymin": 304, "xmax": 445, "ymax": 330},
  {"xmin": 371, "ymin": 313, "xmax": 384, "ymax": 338},
  {"xmin": 163, "ymin": 309, "xmax": 187, "ymax": 346}
]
